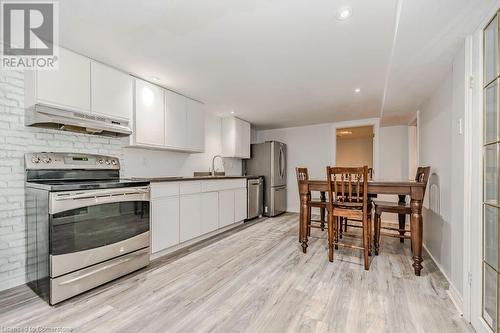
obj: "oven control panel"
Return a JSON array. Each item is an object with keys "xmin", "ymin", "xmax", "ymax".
[{"xmin": 25, "ymin": 152, "xmax": 120, "ymax": 170}]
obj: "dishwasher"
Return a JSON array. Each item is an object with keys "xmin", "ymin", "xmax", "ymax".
[{"xmin": 247, "ymin": 177, "xmax": 264, "ymax": 220}]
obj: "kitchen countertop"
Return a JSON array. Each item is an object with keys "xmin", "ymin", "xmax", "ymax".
[{"xmin": 132, "ymin": 175, "xmax": 263, "ymax": 182}]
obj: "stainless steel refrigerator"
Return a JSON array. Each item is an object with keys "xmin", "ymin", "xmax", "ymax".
[{"xmin": 244, "ymin": 141, "xmax": 286, "ymax": 217}]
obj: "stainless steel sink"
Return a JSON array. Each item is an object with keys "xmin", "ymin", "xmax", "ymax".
[{"xmin": 193, "ymin": 171, "xmax": 226, "ymax": 177}]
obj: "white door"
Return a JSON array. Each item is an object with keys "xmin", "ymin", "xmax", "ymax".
[
  {"xmin": 219, "ymin": 190, "xmax": 235, "ymax": 228},
  {"xmin": 180, "ymin": 194, "xmax": 202, "ymax": 242},
  {"xmin": 36, "ymin": 47, "xmax": 91, "ymax": 112},
  {"xmin": 151, "ymin": 197, "xmax": 180, "ymax": 253},
  {"xmin": 187, "ymin": 100, "xmax": 205, "ymax": 152},
  {"xmin": 91, "ymin": 61, "xmax": 133, "ymax": 120},
  {"xmin": 165, "ymin": 90, "xmax": 187, "ymax": 149},
  {"xmin": 201, "ymin": 192, "xmax": 218, "ymax": 234},
  {"xmin": 234, "ymin": 188, "xmax": 247, "ymax": 222},
  {"xmin": 134, "ymin": 79, "xmax": 165, "ymax": 146}
]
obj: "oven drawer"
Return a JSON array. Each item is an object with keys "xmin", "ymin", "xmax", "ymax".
[
  {"xmin": 50, "ymin": 247, "xmax": 149, "ymax": 305},
  {"xmin": 50, "ymin": 232, "xmax": 149, "ymax": 277}
]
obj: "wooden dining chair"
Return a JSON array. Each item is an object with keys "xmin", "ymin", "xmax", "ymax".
[
  {"xmin": 326, "ymin": 166, "xmax": 371, "ymax": 270},
  {"xmin": 340, "ymin": 167, "xmax": 376, "ymax": 237},
  {"xmin": 296, "ymin": 167, "xmax": 328, "ymax": 241},
  {"xmin": 372, "ymin": 166, "xmax": 431, "ymax": 255}
]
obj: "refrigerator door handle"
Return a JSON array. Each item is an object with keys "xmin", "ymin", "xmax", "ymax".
[{"xmin": 279, "ymin": 147, "xmax": 285, "ymax": 179}]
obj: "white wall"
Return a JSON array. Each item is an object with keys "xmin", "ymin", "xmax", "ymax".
[
  {"xmin": 377, "ymin": 125, "xmax": 410, "ymax": 222},
  {"xmin": 378, "ymin": 126, "xmax": 409, "ymax": 180},
  {"xmin": 124, "ymin": 113, "xmax": 242, "ymax": 177},
  {"xmin": 256, "ymin": 124, "xmax": 335, "ymax": 213},
  {"xmin": 408, "ymin": 125, "xmax": 418, "ymax": 178},
  {"xmin": 336, "ymin": 137, "xmax": 373, "ymax": 168},
  {"xmin": 419, "ymin": 42, "xmax": 465, "ymax": 300}
]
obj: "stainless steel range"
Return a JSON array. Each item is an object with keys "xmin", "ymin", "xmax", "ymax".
[{"xmin": 25, "ymin": 152, "xmax": 150, "ymax": 305}]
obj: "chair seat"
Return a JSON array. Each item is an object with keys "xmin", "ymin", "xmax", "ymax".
[
  {"xmin": 309, "ymin": 200, "xmax": 328, "ymax": 208},
  {"xmin": 334, "ymin": 201, "xmax": 363, "ymax": 209},
  {"xmin": 373, "ymin": 200, "xmax": 411, "ymax": 215}
]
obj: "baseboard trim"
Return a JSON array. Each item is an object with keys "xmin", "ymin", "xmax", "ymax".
[{"xmin": 423, "ymin": 243, "xmax": 464, "ymax": 315}]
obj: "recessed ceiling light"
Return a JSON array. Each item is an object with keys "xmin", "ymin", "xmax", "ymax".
[
  {"xmin": 336, "ymin": 6, "xmax": 352, "ymax": 20},
  {"xmin": 354, "ymin": 88, "xmax": 361, "ymax": 93},
  {"xmin": 231, "ymin": 111, "xmax": 235, "ymax": 114},
  {"xmin": 151, "ymin": 76, "xmax": 160, "ymax": 82}
]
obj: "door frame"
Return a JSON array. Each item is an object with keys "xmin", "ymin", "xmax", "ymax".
[
  {"xmin": 408, "ymin": 111, "xmax": 420, "ymax": 178},
  {"xmin": 332, "ymin": 118, "xmax": 380, "ymax": 176},
  {"xmin": 464, "ymin": 30, "xmax": 480, "ymax": 328},
  {"xmin": 466, "ymin": 3, "xmax": 499, "ymax": 331}
]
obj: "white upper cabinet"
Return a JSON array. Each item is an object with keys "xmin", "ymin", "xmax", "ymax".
[
  {"xmin": 236, "ymin": 118, "xmax": 251, "ymax": 158},
  {"xmin": 131, "ymin": 81, "xmax": 205, "ymax": 153},
  {"xmin": 165, "ymin": 90, "xmax": 187, "ymax": 149},
  {"xmin": 133, "ymin": 79, "xmax": 165, "ymax": 146},
  {"xmin": 32, "ymin": 47, "xmax": 91, "ymax": 112},
  {"xmin": 187, "ymin": 99, "xmax": 205, "ymax": 152},
  {"xmin": 222, "ymin": 117, "xmax": 251, "ymax": 159},
  {"xmin": 91, "ymin": 61, "xmax": 133, "ymax": 120}
]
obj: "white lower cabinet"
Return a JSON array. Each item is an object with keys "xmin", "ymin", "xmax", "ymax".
[
  {"xmin": 234, "ymin": 188, "xmax": 247, "ymax": 222},
  {"xmin": 219, "ymin": 190, "xmax": 235, "ymax": 228},
  {"xmin": 201, "ymin": 192, "xmax": 219, "ymax": 234},
  {"xmin": 151, "ymin": 196, "xmax": 180, "ymax": 253},
  {"xmin": 180, "ymin": 194, "xmax": 202, "ymax": 242},
  {"xmin": 151, "ymin": 180, "xmax": 247, "ymax": 255}
]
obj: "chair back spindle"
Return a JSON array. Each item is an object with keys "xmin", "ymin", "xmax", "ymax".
[
  {"xmin": 326, "ymin": 167, "xmax": 368, "ymax": 207},
  {"xmin": 296, "ymin": 167, "xmax": 309, "ymax": 182},
  {"xmin": 415, "ymin": 167, "xmax": 430, "ymax": 183}
]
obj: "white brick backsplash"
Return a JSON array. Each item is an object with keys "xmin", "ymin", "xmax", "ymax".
[{"xmin": 0, "ymin": 69, "xmax": 128, "ymax": 291}]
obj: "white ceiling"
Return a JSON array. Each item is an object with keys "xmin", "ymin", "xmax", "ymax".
[{"xmin": 59, "ymin": 0, "xmax": 496, "ymax": 129}]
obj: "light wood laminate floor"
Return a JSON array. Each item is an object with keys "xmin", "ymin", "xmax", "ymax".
[{"xmin": 0, "ymin": 213, "xmax": 471, "ymax": 333}]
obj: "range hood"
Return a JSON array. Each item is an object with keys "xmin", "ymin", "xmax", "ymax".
[{"xmin": 25, "ymin": 104, "xmax": 132, "ymax": 137}]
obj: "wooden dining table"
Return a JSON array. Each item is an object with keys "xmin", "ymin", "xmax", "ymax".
[{"xmin": 298, "ymin": 179, "xmax": 427, "ymax": 276}]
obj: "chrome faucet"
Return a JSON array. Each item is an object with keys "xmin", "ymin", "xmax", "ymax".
[{"xmin": 211, "ymin": 155, "xmax": 223, "ymax": 176}]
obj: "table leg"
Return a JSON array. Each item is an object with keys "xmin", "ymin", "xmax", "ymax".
[
  {"xmin": 298, "ymin": 193, "xmax": 303, "ymax": 243},
  {"xmin": 410, "ymin": 198, "xmax": 423, "ymax": 276},
  {"xmin": 398, "ymin": 195, "xmax": 406, "ymax": 243},
  {"xmin": 300, "ymin": 192, "xmax": 309, "ymax": 253},
  {"xmin": 320, "ymin": 191, "xmax": 326, "ymax": 231}
]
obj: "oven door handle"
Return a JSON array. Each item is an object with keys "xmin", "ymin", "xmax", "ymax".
[
  {"xmin": 50, "ymin": 187, "xmax": 150, "ymax": 214},
  {"xmin": 54, "ymin": 187, "xmax": 150, "ymax": 201}
]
